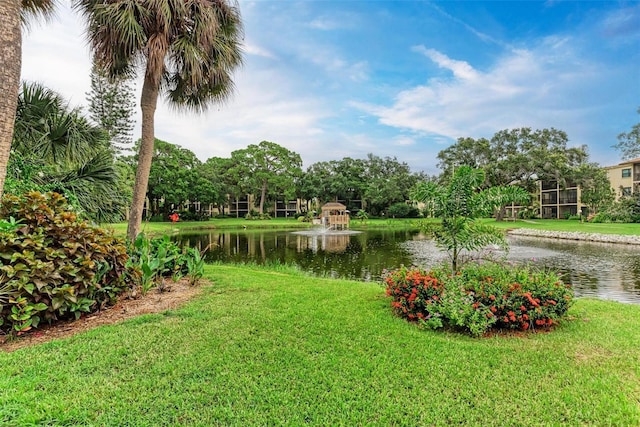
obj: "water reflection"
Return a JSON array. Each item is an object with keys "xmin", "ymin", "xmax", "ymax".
[{"xmin": 173, "ymin": 230, "xmax": 640, "ymax": 304}]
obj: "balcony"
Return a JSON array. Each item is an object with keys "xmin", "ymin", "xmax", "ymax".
[{"xmin": 559, "ymin": 197, "xmax": 577, "ymax": 204}]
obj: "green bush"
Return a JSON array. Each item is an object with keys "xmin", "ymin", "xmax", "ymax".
[
  {"xmin": 383, "ymin": 261, "xmax": 574, "ymax": 337},
  {"xmin": 0, "ymin": 192, "xmax": 132, "ymax": 335},
  {"xmin": 245, "ymin": 211, "xmax": 272, "ymax": 220},
  {"xmin": 387, "ymin": 203, "xmax": 420, "ymax": 218},
  {"xmin": 178, "ymin": 211, "xmax": 210, "ymax": 222}
]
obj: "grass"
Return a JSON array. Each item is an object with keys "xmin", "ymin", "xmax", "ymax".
[
  {"xmin": 1, "ymin": 264, "xmax": 638, "ymax": 426},
  {"xmin": 103, "ymin": 217, "xmax": 421, "ymax": 237},
  {"xmin": 481, "ymin": 218, "xmax": 640, "ymax": 235},
  {"xmin": 104, "ymin": 217, "xmax": 640, "ymax": 238},
  {"xmin": 103, "ymin": 217, "xmax": 313, "ymax": 236}
]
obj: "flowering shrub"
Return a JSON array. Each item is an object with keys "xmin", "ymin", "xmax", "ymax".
[
  {"xmin": 382, "ymin": 266, "xmax": 444, "ymax": 326},
  {"xmin": 384, "ymin": 261, "xmax": 574, "ymax": 336}
]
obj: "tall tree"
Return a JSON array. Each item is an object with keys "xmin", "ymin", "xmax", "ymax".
[
  {"xmin": 438, "ymin": 128, "xmax": 587, "ymax": 190},
  {"xmin": 572, "ymin": 163, "xmax": 614, "ymax": 215},
  {"xmin": 363, "ymin": 153, "xmax": 424, "ymax": 215},
  {"xmin": 145, "ymin": 138, "xmax": 204, "ymax": 217},
  {"xmin": 0, "ymin": 0, "xmax": 56, "ymax": 200},
  {"xmin": 75, "ymin": 0, "xmax": 243, "ymax": 241},
  {"xmin": 229, "ymin": 141, "xmax": 303, "ymax": 214},
  {"xmin": 200, "ymin": 156, "xmax": 236, "ymax": 214},
  {"xmin": 614, "ymin": 108, "xmax": 640, "ymax": 160},
  {"xmin": 86, "ymin": 61, "xmax": 136, "ymax": 154}
]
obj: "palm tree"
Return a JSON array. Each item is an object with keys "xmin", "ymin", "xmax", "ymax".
[
  {"xmin": 0, "ymin": 0, "xmax": 56, "ymax": 200},
  {"xmin": 74, "ymin": 0, "xmax": 244, "ymax": 240},
  {"xmin": 9, "ymin": 82, "xmax": 123, "ymax": 222}
]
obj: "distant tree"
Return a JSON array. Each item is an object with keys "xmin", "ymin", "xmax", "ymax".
[
  {"xmin": 412, "ymin": 166, "xmax": 529, "ymax": 273},
  {"xmin": 200, "ymin": 157, "xmax": 238, "ymax": 215},
  {"xmin": 86, "ymin": 60, "xmax": 136, "ymax": 154},
  {"xmin": 299, "ymin": 161, "xmax": 334, "ymax": 207},
  {"xmin": 572, "ymin": 163, "xmax": 615, "ymax": 215},
  {"xmin": 614, "ymin": 108, "xmax": 640, "ymax": 160},
  {"xmin": 439, "ymin": 128, "xmax": 587, "ymax": 189},
  {"xmin": 363, "ymin": 154, "xmax": 424, "ymax": 215},
  {"xmin": 438, "ymin": 128, "xmax": 588, "ymax": 220},
  {"xmin": 331, "ymin": 157, "xmax": 367, "ymax": 204},
  {"xmin": 144, "ymin": 139, "xmax": 207, "ymax": 217},
  {"xmin": 230, "ymin": 141, "xmax": 303, "ymax": 214}
]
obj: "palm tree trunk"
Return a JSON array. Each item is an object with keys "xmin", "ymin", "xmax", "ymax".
[
  {"xmin": 127, "ymin": 71, "xmax": 160, "ymax": 241},
  {"xmin": 0, "ymin": 0, "xmax": 22, "ymax": 199}
]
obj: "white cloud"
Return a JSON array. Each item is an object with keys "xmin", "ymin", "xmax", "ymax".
[
  {"xmin": 243, "ymin": 42, "xmax": 276, "ymax": 59},
  {"xmin": 412, "ymin": 46, "xmax": 479, "ymax": 81},
  {"xmin": 392, "ymin": 136, "xmax": 416, "ymax": 146},
  {"xmin": 355, "ymin": 41, "xmax": 602, "ymax": 143}
]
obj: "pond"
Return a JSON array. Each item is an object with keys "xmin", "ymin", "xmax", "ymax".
[{"xmin": 173, "ymin": 229, "xmax": 640, "ymax": 304}]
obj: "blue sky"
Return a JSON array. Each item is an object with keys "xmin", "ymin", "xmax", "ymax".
[{"xmin": 22, "ymin": 1, "xmax": 640, "ymax": 175}]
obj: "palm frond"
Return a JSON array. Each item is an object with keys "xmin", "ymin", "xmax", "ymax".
[{"xmin": 21, "ymin": 0, "xmax": 56, "ymax": 30}]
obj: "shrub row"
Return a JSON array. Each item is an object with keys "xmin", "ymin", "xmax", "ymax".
[{"xmin": 383, "ymin": 262, "xmax": 574, "ymax": 336}]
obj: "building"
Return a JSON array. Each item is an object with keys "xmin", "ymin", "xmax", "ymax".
[
  {"xmin": 538, "ymin": 180, "xmax": 586, "ymax": 219},
  {"xmin": 604, "ymin": 157, "xmax": 640, "ymax": 200}
]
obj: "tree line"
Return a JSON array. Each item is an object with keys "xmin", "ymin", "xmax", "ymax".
[
  {"xmin": 6, "ymin": 74, "xmax": 637, "ymax": 224},
  {"xmin": 4, "ymin": 76, "xmax": 637, "ymax": 223}
]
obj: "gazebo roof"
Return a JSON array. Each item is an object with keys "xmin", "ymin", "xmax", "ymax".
[{"xmin": 321, "ymin": 202, "xmax": 347, "ymax": 211}]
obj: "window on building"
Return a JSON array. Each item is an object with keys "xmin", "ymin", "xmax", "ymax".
[
  {"xmin": 622, "ymin": 187, "xmax": 632, "ymax": 196},
  {"xmin": 622, "ymin": 168, "xmax": 632, "ymax": 178}
]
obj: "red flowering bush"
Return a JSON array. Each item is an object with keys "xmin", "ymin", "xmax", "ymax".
[
  {"xmin": 456, "ymin": 262, "xmax": 573, "ymax": 333},
  {"xmin": 383, "ymin": 266, "xmax": 444, "ymax": 325},
  {"xmin": 383, "ymin": 262, "xmax": 574, "ymax": 336}
]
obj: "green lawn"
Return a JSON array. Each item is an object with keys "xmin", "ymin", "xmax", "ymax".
[
  {"xmin": 104, "ymin": 217, "xmax": 640, "ymax": 238},
  {"xmin": 1, "ymin": 265, "xmax": 638, "ymax": 426},
  {"xmin": 104, "ymin": 217, "xmax": 313, "ymax": 236},
  {"xmin": 482, "ymin": 218, "xmax": 640, "ymax": 235}
]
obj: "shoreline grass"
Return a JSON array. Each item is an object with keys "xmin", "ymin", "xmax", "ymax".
[
  {"xmin": 1, "ymin": 264, "xmax": 638, "ymax": 425},
  {"xmin": 103, "ymin": 217, "xmax": 640, "ymax": 238}
]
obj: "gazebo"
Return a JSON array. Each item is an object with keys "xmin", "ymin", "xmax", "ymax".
[{"xmin": 320, "ymin": 202, "xmax": 350, "ymax": 230}]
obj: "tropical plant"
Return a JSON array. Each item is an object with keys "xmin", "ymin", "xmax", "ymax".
[
  {"xmin": 0, "ymin": 0, "xmax": 56, "ymax": 199},
  {"xmin": 355, "ymin": 209, "xmax": 369, "ymax": 223},
  {"xmin": 74, "ymin": 0, "xmax": 244, "ymax": 241},
  {"xmin": 7, "ymin": 82, "xmax": 125, "ymax": 222},
  {"xmin": 0, "ymin": 192, "xmax": 132, "ymax": 335},
  {"xmin": 126, "ymin": 234, "xmax": 204, "ymax": 294},
  {"xmin": 412, "ymin": 166, "xmax": 529, "ymax": 273}
]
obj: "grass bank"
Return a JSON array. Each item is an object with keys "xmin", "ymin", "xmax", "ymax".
[
  {"xmin": 103, "ymin": 217, "xmax": 420, "ymax": 237},
  {"xmin": 1, "ymin": 265, "xmax": 638, "ymax": 426},
  {"xmin": 105, "ymin": 217, "xmax": 640, "ymax": 238},
  {"xmin": 104, "ymin": 218, "xmax": 312, "ymax": 236},
  {"xmin": 482, "ymin": 218, "xmax": 640, "ymax": 236}
]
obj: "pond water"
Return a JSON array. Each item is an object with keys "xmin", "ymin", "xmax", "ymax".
[{"xmin": 173, "ymin": 229, "xmax": 640, "ymax": 304}]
